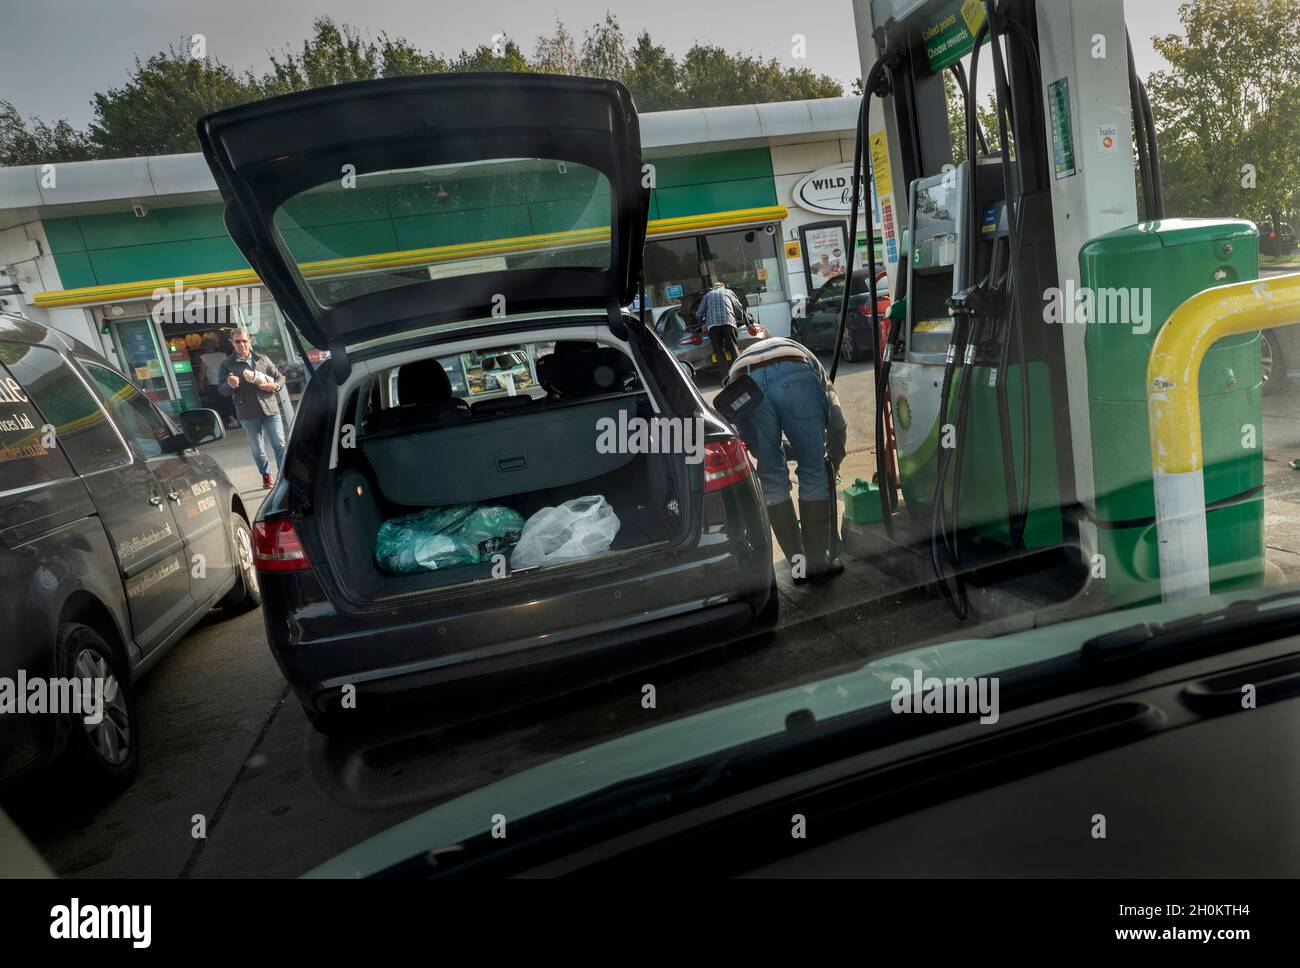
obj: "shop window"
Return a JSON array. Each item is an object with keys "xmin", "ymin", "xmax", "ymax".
[
  {"xmin": 241, "ymin": 297, "xmax": 308, "ymax": 400},
  {"xmin": 643, "ymin": 228, "xmax": 782, "ymax": 315},
  {"xmin": 643, "ymin": 236, "xmax": 704, "ymax": 309},
  {"xmin": 699, "ymin": 228, "xmax": 781, "ymax": 302}
]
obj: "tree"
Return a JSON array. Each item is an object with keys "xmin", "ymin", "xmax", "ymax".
[
  {"xmin": 945, "ymin": 71, "xmax": 967, "ymax": 163},
  {"xmin": 448, "ymin": 36, "xmax": 530, "ymax": 74},
  {"xmin": 580, "ymin": 13, "xmax": 631, "ymax": 81},
  {"xmin": 262, "ymin": 18, "xmax": 382, "ymax": 95},
  {"xmin": 87, "ymin": 47, "xmax": 260, "ymax": 157},
  {"xmin": 2, "ymin": 16, "xmax": 849, "ymax": 164},
  {"xmin": 377, "ymin": 35, "xmax": 448, "ymax": 79},
  {"xmin": 0, "ymin": 101, "xmax": 95, "ymax": 165},
  {"xmin": 1146, "ymin": 0, "xmax": 1300, "ymax": 227},
  {"xmin": 677, "ymin": 45, "xmax": 841, "ymax": 108},
  {"xmin": 533, "ymin": 19, "xmax": 581, "ymax": 76},
  {"xmin": 623, "ymin": 32, "xmax": 680, "ymax": 112}
]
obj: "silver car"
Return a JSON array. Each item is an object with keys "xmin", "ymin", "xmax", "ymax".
[{"xmin": 652, "ymin": 306, "xmax": 769, "ymax": 381}]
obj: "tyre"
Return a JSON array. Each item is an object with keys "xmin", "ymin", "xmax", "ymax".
[
  {"xmin": 218, "ymin": 512, "xmax": 262, "ymax": 615},
  {"xmin": 1261, "ymin": 329, "xmax": 1283, "ymax": 396},
  {"xmin": 53, "ymin": 622, "xmax": 138, "ymax": 794},
  {"xmin": 840, "ymin": 326, "xmax": 860, "ymax": 363}
]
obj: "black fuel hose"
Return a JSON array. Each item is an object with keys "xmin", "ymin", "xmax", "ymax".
[
  {"xmin": 829, "ymin": 52, "xmax": 895, "ymax": 534},
  {"xmin": 931, "ymin": 3, "xmax": 1035, "ymax": 619},
  {"xmin": 984, "ymin": 0, "xmax": 1033, "ymax": 548},
  {"xmin": 830, "ymin": 52, "xmax": 889, "ymax": 383},
  {"xmin": 931, "ymin": 316, "xmax": 977, "ymax": 619},
  {"xmin": 1126, "ymin": 29, "xmax": 1165, "ymax": 219},
  {"xmin": 949, "ymin": 61, "xmax": 989, "ymax": 157}
]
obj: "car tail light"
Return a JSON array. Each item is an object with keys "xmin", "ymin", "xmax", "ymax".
[
  {"xmin": 680, "ymin": 334, "xmax": 703, "ymax": 345},
  {"xmin": 704, "ymin": 437, "xmax": 752, "ymax": 492},
  {"xmin": 747, "ymin": 324, "xmax": 765, "ymax": 336},
  {"xmin": 252, "ymin": 518, "xmax": 310, "ymax": 572}
]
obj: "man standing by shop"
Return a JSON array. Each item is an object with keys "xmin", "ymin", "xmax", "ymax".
[
  {"xmin": 219, "ymin": 328, "xmax": 285, "ymax": 488},
  {"xmin": 723, "ymin": 336, "xmax": 846, "ymax": 584},
  {"xmin": 695, "ymin": 279, "xmax": 745, "ymax": 383}
]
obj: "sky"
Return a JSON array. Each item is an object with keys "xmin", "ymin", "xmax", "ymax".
[{"xmin": 0, "ymin": 0, "xmax": 1190, "ymax": 129}]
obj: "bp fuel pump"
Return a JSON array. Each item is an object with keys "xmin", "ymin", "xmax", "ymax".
[{"xmin": 841, "ymin": 0, "xmax": 1266, "ymax": 617}]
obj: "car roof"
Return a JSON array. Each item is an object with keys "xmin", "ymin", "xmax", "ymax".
[{"xmin": 0, "ymin": 312, "xmax": 112, "ymax": 362}]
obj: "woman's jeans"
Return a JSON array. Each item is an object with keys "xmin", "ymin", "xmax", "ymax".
[{"xmin": 745, "ymin": 359, "xmax": 830, "ymax": 504}]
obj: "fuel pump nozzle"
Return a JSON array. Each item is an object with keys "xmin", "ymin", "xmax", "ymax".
[{"xmin": 946, "ymin": 283, "xmax": 1004, "ymax": 323}]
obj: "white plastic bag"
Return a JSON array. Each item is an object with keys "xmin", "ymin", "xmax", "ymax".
[{"xmin": 510, "ymin": 496, "xmax": 621, "ymax": 569}]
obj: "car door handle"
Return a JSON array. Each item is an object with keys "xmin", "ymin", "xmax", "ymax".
[
  {"xmin": 148, "ymin": 495, "xmax": 164, "ymax": 507},
  {"xmin": 167, "ymin": 491, "xmax": 182, "ymax": 504}
]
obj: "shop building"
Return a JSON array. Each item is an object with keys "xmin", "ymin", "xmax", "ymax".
[{"xmin": 0, "ymin": 95, "xmax": 874, "ymax": 414}]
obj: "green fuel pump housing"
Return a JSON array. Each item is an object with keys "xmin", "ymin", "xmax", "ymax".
[{"xmin": 1079, "ymin": 219, "xmax": 1264, "ymax": 606}]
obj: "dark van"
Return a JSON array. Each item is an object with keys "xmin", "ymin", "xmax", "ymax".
[{"xmin": 0, "ymin": 314, "xmax": 260, "ymax": 792}]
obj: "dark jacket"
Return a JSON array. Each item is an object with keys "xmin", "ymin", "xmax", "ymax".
[{"xmin": 218, "ymin": 351, "xmax": 282, "ymax": 420}]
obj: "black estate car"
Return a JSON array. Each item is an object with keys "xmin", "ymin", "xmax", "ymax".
[
  {"xmin": 196, "ymin": 73, "xmax": 776, "ymax": 733},
  {"xmin": 0, "ymin": 314, "xmax": 259, "ymax": 791}
]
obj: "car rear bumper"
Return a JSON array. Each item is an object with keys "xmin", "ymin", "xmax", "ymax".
[
  {"xmin": 303, "ymin": 594, "xmax": 766, "ymax": 714},
  {"xmin": 261, "ymin": 489, "xmax": 775, "ymax": 713}
]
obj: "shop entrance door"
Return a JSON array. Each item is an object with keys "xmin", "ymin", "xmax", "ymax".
[{"xmin": 112, "ymin": 317, "xmax": 177, "ymax": 408}]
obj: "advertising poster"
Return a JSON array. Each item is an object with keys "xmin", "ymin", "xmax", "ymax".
[{"xmin": 803, "ymin": 223, "xmax": 848, "ymax": 292}]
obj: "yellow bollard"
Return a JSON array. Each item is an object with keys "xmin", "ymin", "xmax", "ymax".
[{"xmin": 1148, "ymin": 272, "xmax": 1300, "ymax": 600}]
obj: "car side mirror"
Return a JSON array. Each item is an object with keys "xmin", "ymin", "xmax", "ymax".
[{"xmin": 180, "ymin": 408, "xmax": 225, "ymax": 446}]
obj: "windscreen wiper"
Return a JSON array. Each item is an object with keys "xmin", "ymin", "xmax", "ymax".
[{"xmin": 1081, "ymin": 590, "xmax": 1300, "ymax": 666}]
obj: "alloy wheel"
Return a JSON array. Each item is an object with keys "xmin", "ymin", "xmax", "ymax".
[{"xmin": 74, "ymin": 646, "xmax": 131, "ymax": 766}]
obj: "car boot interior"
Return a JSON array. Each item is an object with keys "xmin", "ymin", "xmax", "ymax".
[{"xmin": 322, "ymin": 339, "xmax": 686, "ymax": 601}]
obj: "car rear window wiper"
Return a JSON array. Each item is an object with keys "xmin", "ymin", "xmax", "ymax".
[{"xmin": 1081, "ymin": 590, "xmax": 1300, "ymax": 666}]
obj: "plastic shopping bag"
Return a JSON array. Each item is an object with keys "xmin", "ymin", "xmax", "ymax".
[
  {"xmin": 509, "ymin": 496, "xmax": 621, "ymax": 570},
  {"xmin": 456, "ymin": 505, "xmax": 526, "ymax": 559},
  {"xmin": 375, "ymin": 504, "xmax": 527, "ymax": 574},
  {"xmin": 374, "ymin": 504, "xmax": 478, "ymax": 574}
]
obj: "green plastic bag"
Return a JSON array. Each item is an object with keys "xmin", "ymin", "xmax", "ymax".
[
  {"xmin": 374, "ymin": 504, "xmax": 525, "ymax": 575},
  {"xmin": 456, "ymin": 506, "xmax": 526, "ymax": 560},
  {"xmin": 374, "ymin": 504, "xmax": 478, "ymax": 574}
]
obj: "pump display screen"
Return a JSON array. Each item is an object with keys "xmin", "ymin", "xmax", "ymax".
[{"xmin": 913, "ymin": 181, "xmax": 959, "ymax": 269}]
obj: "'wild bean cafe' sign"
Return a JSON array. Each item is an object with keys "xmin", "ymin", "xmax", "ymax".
[{"xmin": 791, "ymin": 163, "xmax": 878, "ymax": 220}]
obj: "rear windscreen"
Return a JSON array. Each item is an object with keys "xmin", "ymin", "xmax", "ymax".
[{"xmin": 272, "ymin": 157, "xmax": 613, "ymax": 306}]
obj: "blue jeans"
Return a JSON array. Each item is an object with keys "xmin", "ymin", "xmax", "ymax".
[
  {"xmin": 746, "ymin": 359, "xmax": 831, "ymax": 504},
  {"xmin": 242, "ymin": 414, "xmax": 286, "ymax": 477}
]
